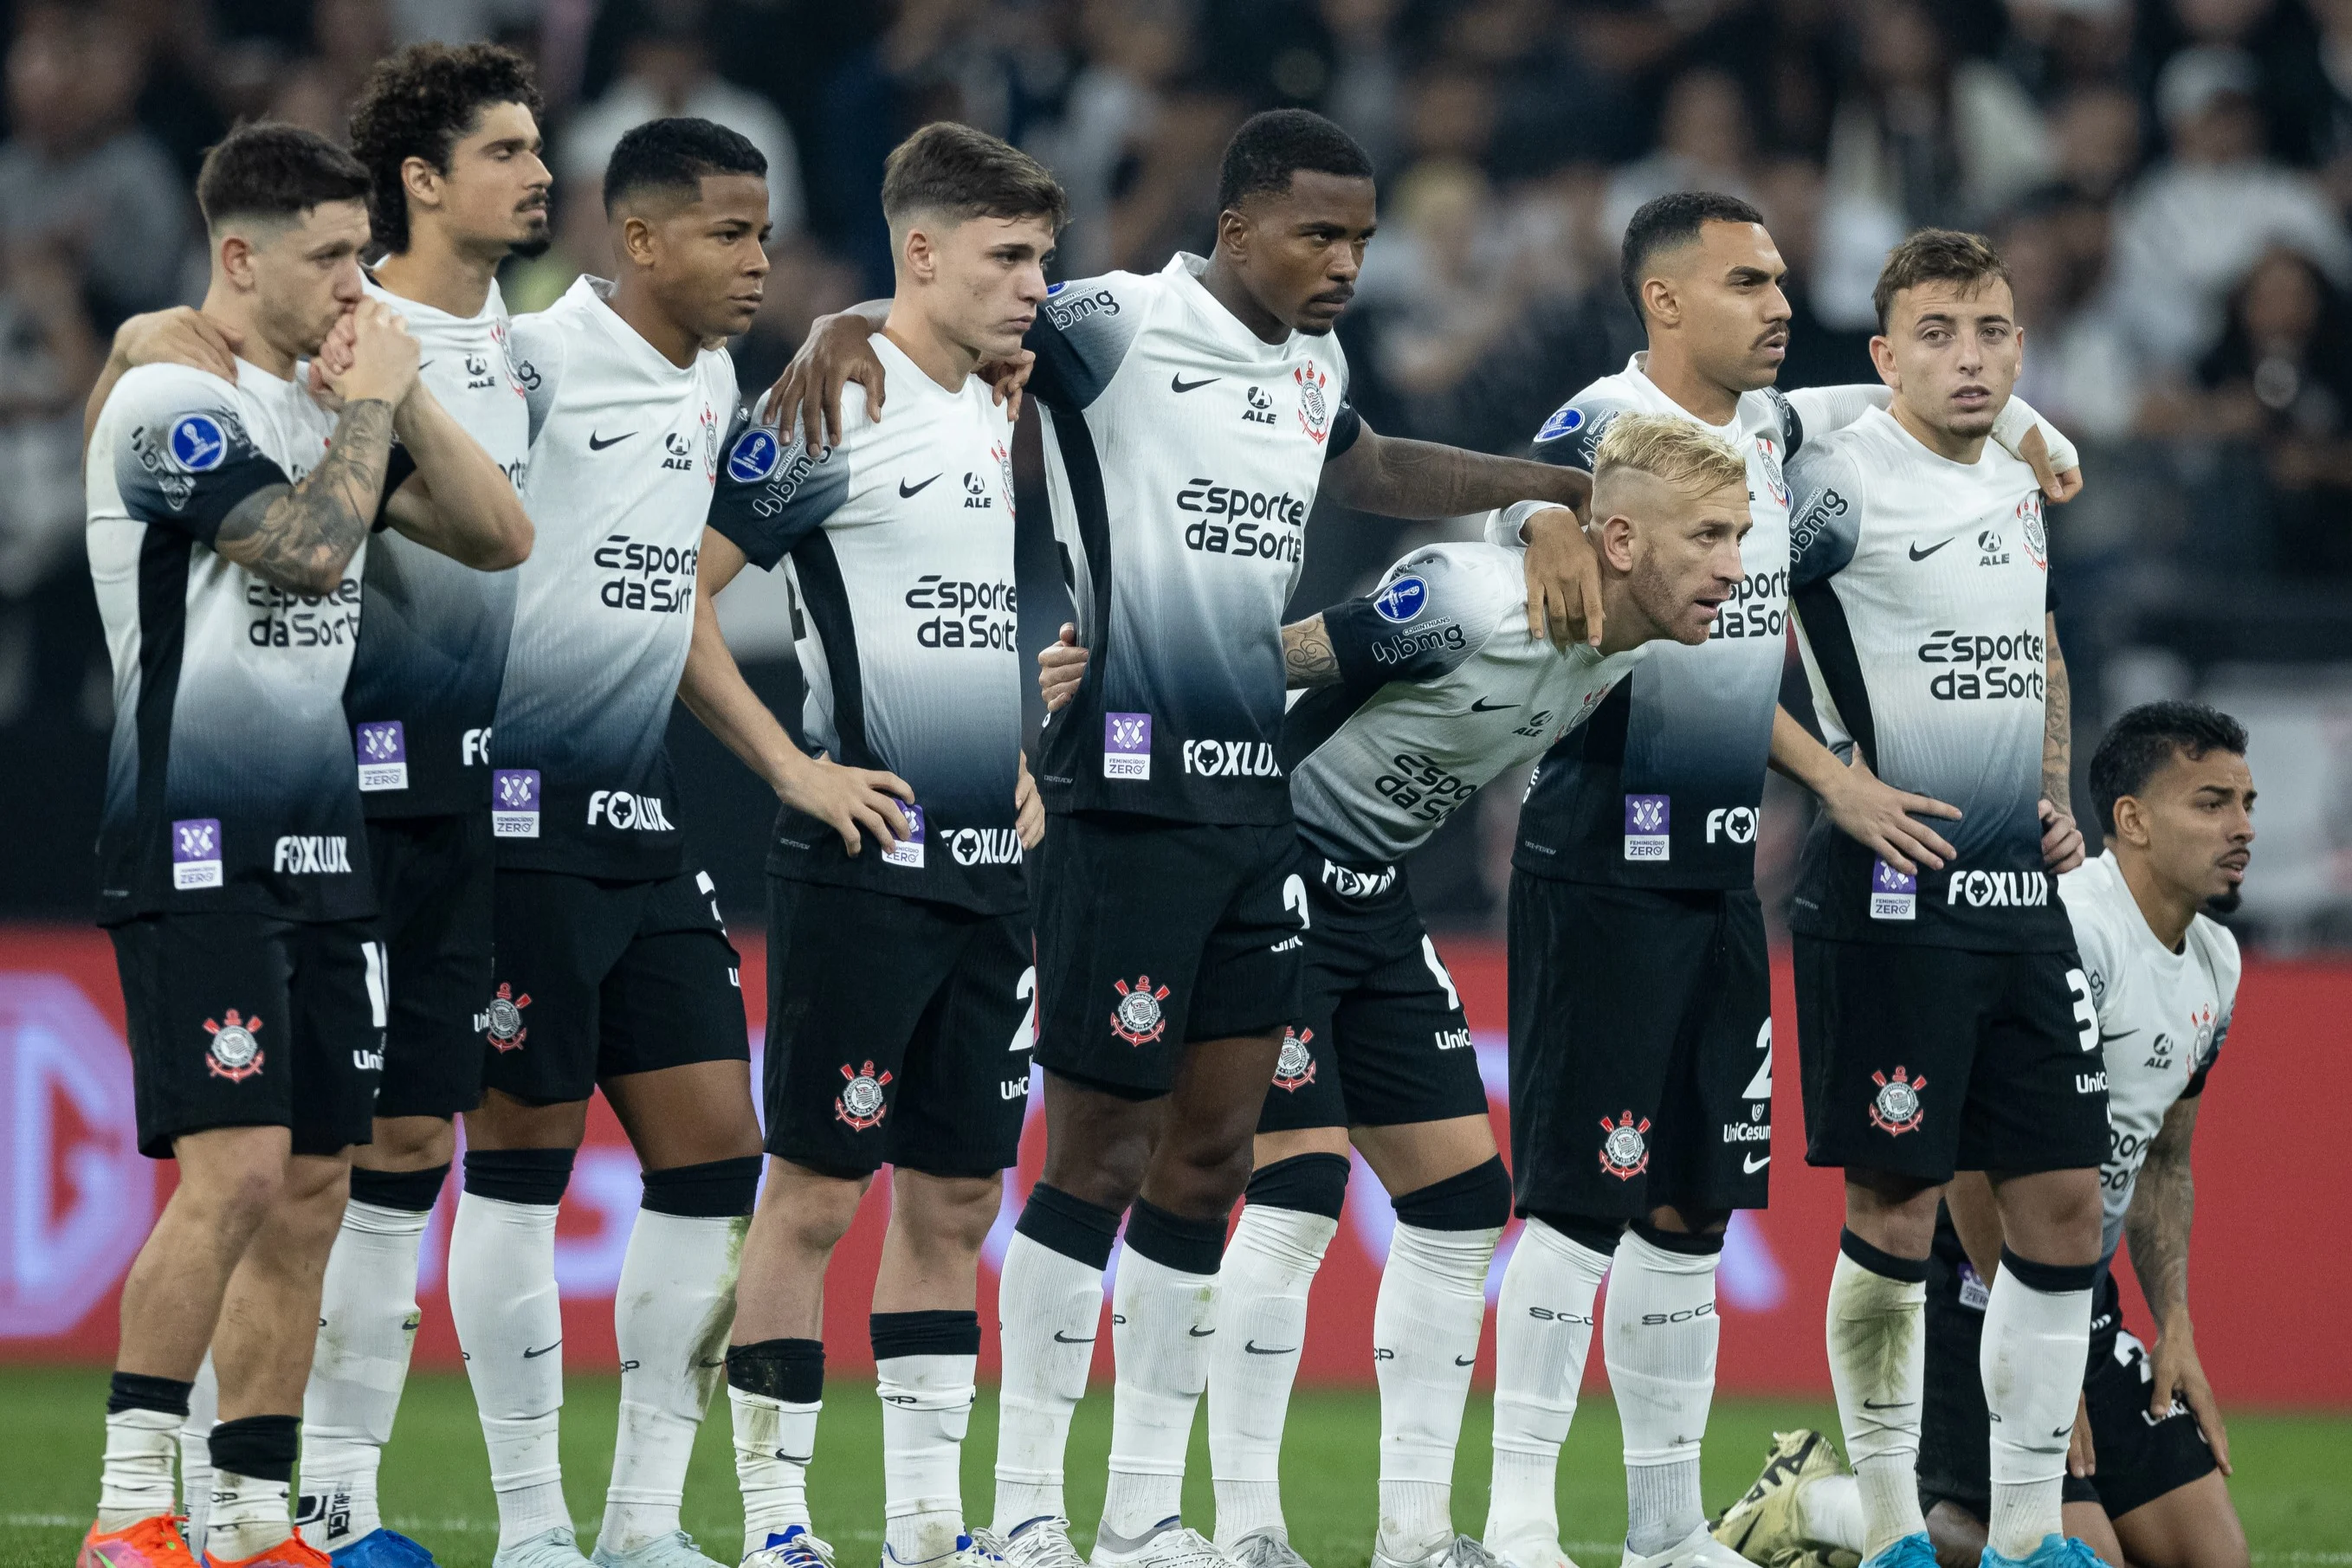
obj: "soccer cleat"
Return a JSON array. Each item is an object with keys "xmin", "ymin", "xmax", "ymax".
[
  {"xmin": 1615, "ymin": 1526, "xmax": 1754, "ymax": 1568},
  {"xmin": 1089, "ymin": 1521, "xmax": 1231, "ymax": 1568},
  {"xmin": 884, "ymin": 1536, "xmax": 1004, "ymax": 1568},
  {"xmin": 1711, "ymin": 1429, "xmax": 1848, "ymax": 1565},
  {"xmin": 329, "ymin": 1530, "xmax": 440, "ymax": 1568},
  {"xmin": 742, "ymin": 1527, "xmax": 837, "ymax": 1568},
  {"xmin": 81, "ymin": 1515, "xmax": 200, "ymax": 1568},
  {"xmin": 1374, "ymin": 1535, "xmax": 1507, "ymax": 1568},
  {"xmin": 1980, "ymin": 1538, "xmax": 2106, "ymax": 1568},
  {"xmin": 1225, "ymin": 1531, "xmax": 1314, "ymax": 1568},
  {"xmin": 985, "ymin": 1518, "xmax": 1087, "ymax": 1568},
  {"xmin": 1482, "ymin": 1532, "xmax": 1582, "ymax": 1568},
  {"xmin": 203, "ymin": 1532, "xmax": 336, "ymax": 1568},
  {"xmin": 1854, "ymin": 1537, "xmax": 1935, "ymax": 1568},
  {"xmin": 591, "ymin": 1533, "xmax": 730, "ymax": 1568},
  {"xmin": 493, "ymin": 1527, "xmax": 598, "ymax": 1568}
]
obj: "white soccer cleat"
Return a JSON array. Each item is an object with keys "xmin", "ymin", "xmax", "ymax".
[
  {"xmin": 1482, "ymin": 1533, "xmax": 1583, "ymax": 1568},
  {"xmin": 1616, "ymin": 1525, "xmax": 1755, "ymax": 1568},
  {"xmin": 1374, "ymin": 1535, "xmax": 1509, "ymax": 1568},
  {"xmin": 740, "ymin": 1529, "xmax": 837, "ymax": 1568},
  {"xmin": 981, "ymin": 1519, "xmax": 1086, "ymax": 1568},
  {"xmin": 1709, "ymin": 1429, "xmax": 1851, "ymax": 1568},
  {"xmin": 1224, "ymin": 1531, "xmax": 1313, "ymax": 1568},
  {"xmin": 1089, "ymin": 1521, "xmax": 1231, "ymax": 1568},
  {"xmin": 591, "ymin": 1532, "xmax": 730, "ymax": 1568},
  {"xmin": 884, "ymin": 1536, "xmax": 1004, "ymax": 1568},
  {"xmin": 491, "ymin": 1529, "xmax": 597, "ymax": 1568}
]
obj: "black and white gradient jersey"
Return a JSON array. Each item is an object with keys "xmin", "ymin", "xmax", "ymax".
[
  {"xmin": 1029, "ymin": 253, "xmax": 1361, "ymax": 825},
  {"xmin": 492, "ymin": 275, "xmax": 737, "ymax": 880},
  {"xmin": 344, "ymin": 275, "xmax": 528, "ymax": 819},
  {"xmin": 1785, "ymin": 404, "xmax": 2070, "ymax": 950},
  {"xmin": 706, "ymin": 337, "xmax": 1025, "ymax": 914},
  {"xmin": 88, "ymin": 359, "xmax": 372, "ymax": 924},
  {"xmin": 1285, "ymin": 543, "xmax": 1644, "ymax": 867},
  {"xmin": 2060, "ymin": 851, "xmax": 2239, "ymax": 1265}
]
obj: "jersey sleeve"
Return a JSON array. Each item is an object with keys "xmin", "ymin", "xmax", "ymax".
[
  {"xmin": 106, "ymin": 365, "xmax": 292, "ymax": 544},
  {"xmin": 1025, "ymin": 272, "xmax": 1152, "ymax": 412},
  {"xmin": 2187, "ymin": 922, "xmax": 2243, "ymax": 1096},
  {"xmin": 1780, "ymin": 384, "xmax": 1890, "ymax": 448},
  {"xmin": 507, "ymin": 313, "xmax": 567, "ymax": 446},
  {"xmin": 1785, "ymin": 438, "xmax": 1868, "ymax": 589},
  {"xmin": 706, "ymin": 391, "xmax": 854, "ymax": 570},
  {"xmin": 1321, "ymin": 546, "xmax": 1508, "ymax": 694},
  {"xmin": 1484, "ymin": 390, "xmax": 1629, "ymax": 546}
]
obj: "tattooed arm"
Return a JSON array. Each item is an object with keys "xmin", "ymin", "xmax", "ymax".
[
  {"xmin": 1321, "ymin": 423, "xmax": 1591, "ymax": 519},
  {"xmin": 1283, "ymin": 614, "xmax": 1340, "ymax": 689},
  {"xmin": 2040, "ymin": 612, "xmax": 2085, "ymax": 872},
  {"xmin": 213, "ymin": 399, "xmax": 396, "ymax": 594},
  {"xmin": 2125, "ymin": 1094, "xmax": 2231, "ymax": 1470}
]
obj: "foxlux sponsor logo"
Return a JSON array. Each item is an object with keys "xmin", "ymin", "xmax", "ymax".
[
  {"xmin": 1184, "ymin": 739, "xmax": 1282, "ymax": 778},
  {"xmin": 1320, "ymin": 861, "xmax": 1396, "ymax": 899},
  {"xmin": 588, "ymin": 790, "xmax": 675, "ymax": 830},
  {"xmin": 355, "ymin": 720, "xmax": 408, "ymax": 791},
  {"xmin": 1624, "ymin": 794, "xmax": 1670, "ymax": 861},
  {"xmin": 1178, "ymin": 480, "xmax": 1306, "ymax": 563},
  {"xmin": 1946, "ymin": 869, "xmax": 2050, "ymax": 908},
  {"xmin": 947, "ymin": 827, "xmax": 1023, "ymax": 866},
  {"xmin": 906, "ymin": 576, "xmax": 1018, "ymax": 650},
  {"xmin": 273, "ymin": 836, "xmax": 352, "ymax": 874},
  {"xmin": 1706, "ymin": 806, "xmax": 1757, "ymax": 844},
  {"xmin": 1917, "ymin": 627, "xmax": 2047, "ymax": 702}
]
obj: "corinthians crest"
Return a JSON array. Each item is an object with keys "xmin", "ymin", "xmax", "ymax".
[
  {"xmin": 1870, "ymin": 1066, "xmax": 1927, "ymax": 1134},
  {"xmin": 1294, "ymin": 364, "xmax": 1331, "ymax": 443},
  {"xmin": 1271, "ymin": 1027, "xmax": 1315, "ymax": 1092},
  {"xmin": 482, "ymin": 983, "xmax": 531, "ymax": 1051},
  {"xmin": 204, "ymin": 1010, "xmax": 265, "ymax": 1082},
  {"xmin": 1599, "ymin": 1110, "xmax": 1651, "ymax": 1179},
  {"xmin": 835, "ymin": 1061, "xmax": 894, "ymax": 1130},
  {"xmin": 1111, "ymin": 975, "xmax": 1170, "ymax": 1045}
]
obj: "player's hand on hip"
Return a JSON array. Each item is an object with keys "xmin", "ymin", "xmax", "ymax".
[
  {"xmin": 2039, "ymin": 797, "xmax": 2085, "ymax": 873},
  {"xmin": 1521, "ymin": 506, "xmax": 1602, "ymax": 648},
  {"xmin": 981, "ymin": 348, "xmax": 1036, "ymax": 423},
  {"xmin": 2154, "ymin": 1319, "xmax": 2231, "ymax": 1474},
  {"xmin": 767, "ymin": 309, "xmax": 887, "ymax": 455},
  {"xmin": 114, "ymin": 306, "xmax": 243, "ymax": 379},
  {"xmin": 1822, "ymin": 752, "xmax": 1961, "ymax": 874},
  {"xmin": 2067, "ymin": 1391, "xmax": 2096, "ymax": 1477},
  {"xmin": 1014, "ymin": 755, "xmax": 1045, "ymax": 850},
  {"xmin": 781, "ymin": 752, "xmax": 914, "ymax": 856},
  {"xmin": 331, "ymin": 298, "xmax": 420, "ymax": 408},
  {"xmin": 1039, "ymin": 623, "xmax": 1087, "ymax": 713}
]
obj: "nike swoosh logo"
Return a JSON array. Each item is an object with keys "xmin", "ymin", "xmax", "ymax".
[
  {"xmin": 899, "ymin": 474, "xmax": 941, "ymax": 497},
  {"xmin": 773, "ymin": 1449, "xmax": 812, "ymax": 1464},
  {"xmin": 1908, "ymin": 538, "xmax": 1954, "ymax": 561},
  {"xmin": 1188, "ymin": 1326, "xmax": 1217, "ymax": 1338},
  {"xmin": 1470, "ymin": 698, "xmax": 1517, "ymax": 713},
  {"xmin": 1170, "ymin": 374, "xmax": 1219, "ymax": 394},
  {"xmin": 1743, "ymin": 1152, "xmax": 1771, "ymax": 1173},
  {"xmin": 1861, "ymin": 1397, "xmax": 1913, "ymax": 1410},
  {"xmin": 1244, "ymin": 1341, "xmax": 1296, "ymax": 1356},
  {"xmin": 522, "ymin": 1340, "xmax": 560, "ymax": 1358},
  {"xmin": 588, "ymin": 431, "xmax": 635, "ymax": 450},
  {"xmin": 1455, "ymin": 1354, "xmax": 1476, "ymax": 1366},
  {"xmin": 1053, "ymin": 1330, "xmax": 1095, "ymax": 1344},
  {"xmin": 2098, "ymin": 1029, "xmax": 2137, "ymax": 1043}
]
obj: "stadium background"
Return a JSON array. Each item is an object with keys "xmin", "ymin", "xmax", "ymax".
[{"xmin": 2, "ymin": 0, "xmax": 2350, "ymax": 1473}]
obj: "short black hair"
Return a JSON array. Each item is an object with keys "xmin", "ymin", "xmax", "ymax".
[
  {"xmin": 2088, "ymin": 700, "xmax": 2250, "ymax": 836},
  {"xmin": 1873, "ymin": 227, "xmax": 2010, "ymax": 332},
  {"xmin": 348, "ymin": 43, "xmax": 542, "ymax": 256},
  {"xmin": 1619, "ymin": 190, "xmax": 1767, "ymax": 320},
  {"xmin": 196, "ymin": 122, "xmax": 372, "ymax": 232},
  {"xmin": 604, "ymin": 117, "xmax": 766, "ymax": 216},
  {"xmin": 882, "ymin": 121, "xmax": 1067, "ymax": 233},
  {"xmin": 1216, "ymin": 109, "xmax": 1373, "ymax": 212}
]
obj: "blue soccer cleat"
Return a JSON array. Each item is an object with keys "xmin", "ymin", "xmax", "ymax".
[
  {"xmin": 329, "ymin": 1532, "xmax": 439, "ymax": 1568},
  {"xmin": 1859, "ymin": 1536, "xmax": 1938, "ymax": 1568},
  {"xmin": 1980, "ymin": 1537, "xmax": 2106, "ymax": 1568}
]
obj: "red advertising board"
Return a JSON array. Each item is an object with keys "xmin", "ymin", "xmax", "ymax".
[{"xmin": 3, "ymin": 924, "xmax": 2346, "ymax": 1406}]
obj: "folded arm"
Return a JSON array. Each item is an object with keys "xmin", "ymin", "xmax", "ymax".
[
  {"xmin": 378, "ymin": 378, "xmax": 533, "ymax": 570},
  {"xmin": 214, "ymin": 400, "xmax": 395, "ymax": 596}
]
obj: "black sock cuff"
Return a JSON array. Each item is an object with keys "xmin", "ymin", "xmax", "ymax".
[
  {"xmin": 107, "ymin": 1371, "xmax": 193, "ymax": 1417},
  {"xmin": 642, "ymin": 1155, "xmax": 762, "ymax": 1217},
  {"xmin": 1841, "ymin": 1227, "xmax": 1929, "ymax": 1284},
  {"xmin": 349, "ymin": 1163, "xmax": 450, "ymax": 1213},
  {"xmin": 727, "ymin": 1337, "xmax": 824, "ymax": 1403},
  {"xmin": 1244, "ymin": 1152, "xmax": 1350, "ymax": 1220},
  {"xmin": 1015, "ymin": 1182, "xmax": 1122, "ymax": 1269},
  {"xmin": 1631, "ymin": 1219, "xmax": 1726, "ymax": 1256},
  {"xmin": 463, "ymin": 1146, "xmax": 575, "ymax": 1205},
  {"xmin": 1524, "ymin": 1210, "xmax": 1623, "ymax": 1256},
  {"xmin": 1122, "ymin": 1198, "xmax": 1226, "ymax": 1275},
  {"xmin": 2000, "ymin": 1246, "xmax": 2098, "ymax": 1294},
  {"xmin": 871, "ymin": 1308, "xmax": 981, "ymax": 1359},
  {"xmin": 1392, "ymin": 1156, "xmax": 1512, "ymax": 1231},
  {"xmin": 207, "ymin": 1414, "xmax": 300, "ymax": 1481}
]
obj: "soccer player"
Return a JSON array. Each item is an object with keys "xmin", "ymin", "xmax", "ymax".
[
  {"xmin": 675, "ymin": 123, "xmax": 1063, "ymax": 1568},
  {"xmin": 1716, "ymin": 701, "xmax": 2254, "ymax": 1568},
  {"xmin": 770, "ymin": 109, "xmax": 1603, "ymax": 1568},
  {"xmin": 445, "ymin": 118, "xmax": 770, "ymax": 1568},
  {"xmin": 1037, "ymin": 414, "xmax": 1747, "ymax": 1568},
  {"xmin": 1476, "ymin": 193, "xmax": 2077, "ymax": 1568},
  {"xmin": 1773, "ymin": 229, "xmax": 2101, "ymax": 1568}
]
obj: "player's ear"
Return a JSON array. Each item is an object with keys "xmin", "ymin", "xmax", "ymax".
[
  {"xmin": 1599, "ymin": 513, "xmax": 1638, "ymax": 573},
  {"xmin": 217, "ymin": 231, "xmax": 258, "ymax": 291},
  {"xmin": 401, "ymin": 154, "xmax": 441, "ymax": 212},
  {"xmin": 1640, "ymin": 276, "xmax": 1677, "ymax": 330},
  {"xmin": 616, "ymin": 213, "xmax": 657, "ymax": 268},
  {"xmin": 2111, "ymin": 794, "xmax": 2148, "ymax": 849}
]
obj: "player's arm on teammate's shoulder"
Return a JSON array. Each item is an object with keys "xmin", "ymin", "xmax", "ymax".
[
  {"xmin": 1282, "ymin": 615, "xmax": 1340, "ymax": 689},
  {"xmin": 376, "ymin": 368, "xmax": 533, "ymax": 571},
  {"xmin": 2040, "ymin": 612, "xmax": 2085, "ymax": 872},
  {"xmin": 82, "ymin": 307, "xmax": 245, "ymax": 455},
  {"xmin": 762, "ymin": 298, "xmax": 1033, "ymax": 452},
  {"xmin": 1779, "ymin": 384, "xmax": 2084, "ymax": 502},
  {"xmin": 2126, "ymin": 1091, "xmax": 2230, "ymax": 1472}
]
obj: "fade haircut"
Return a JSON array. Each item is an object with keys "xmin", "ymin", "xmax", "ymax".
[
  {"xmin": 2088, "ymin": 700, "xmax": 2250, "ymax": 836},
  {"xmin": 1593, "ymin": 411, "xmax": 1748, "ymax": 498},
  {"xmin": 196, "ymin": 122, "xmax": 372, "ymax": 233},
  {"xmin": 882, "ymin": 121, "xmax": 1067, "ymax": 234},
  {"xmin": 1619, "ymin": 190, "xmax": 1767, "ymax": 321},
  {"xmin": 349, "ymin": 43, "xmax": 543, "ymax": 255},
  {"xmin": 1873, "ymin": 228, "xmax": 2011, "ymax": 332},
  {"xmin": 604, "ymin": 117, "xmax": 766, "ymax": 216},
  {"xmin": 1216, "ymin": 109, "xmax": 1373, "ymax": 212}
]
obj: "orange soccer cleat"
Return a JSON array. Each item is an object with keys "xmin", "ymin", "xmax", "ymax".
[
  {"xmin": 202, "ymin": 1531, "xmax": 336, "ymax": 1568},
  {"xmin": 79, "ymin": 1515, "xmax": 198, "ymax": 1568}
]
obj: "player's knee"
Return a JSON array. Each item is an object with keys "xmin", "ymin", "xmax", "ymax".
[
  {"xmin": 1151, "ymin": 1130, "xmax": 1256, "ymax": 1217},
  {"xmin": 643, "ymin": 1154, "xmax": 764, "ymax": 1223},
  {"xmin": 1392, "ymin": 1155, "xmax": 1512, "ymax": 1232},
  {"xmin": 1244, "ymin": 1151, "xmax": 1350, "ymax": 1220},
  {"xmin": 900, "ymin": 1171, "xmax": 1005, "ymax": 1254},
  {"xmin": 1645, "ymin": 1203, "xmax": 1731, "ymax": 1240},
  {"xmin": 365, "ymin": 1114, "xmax": 455, "ymax": 1169},
  {"xmin": 1525, "ymin": 1209, "xmax": 1625, "ymax": 1256}
]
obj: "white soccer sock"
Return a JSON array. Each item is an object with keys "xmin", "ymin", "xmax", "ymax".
[
  {"xmin": 1208, "ymin": 1202, "xmax": 1337, "ymax": 1548},
  {"xmin": 1485, "ymin": 1220, "xmax": 1610, "ymax": 1553},
  {"xmin": 992, "ymin": 1222, "xmax": 1111, "ymax": 1533},
  {"xmin": 98, "ymin": 1406, "xmax": 183, "ymax": 1528},
  {"xmin": 448, "ymin": 1189, "xmax": 571, "ymax": 1549},
  {"xmin": 206, "ymin": 1469, "xmax": 294, "ymax": 1560},
  {"xmin": 1373, "ymin": 1222, "xmax": 1500, "ymax": 1558},
  {"xmin": 181, "ymin": 1357, "xmax": 218, "ymax": 1553},
  {"xmin": 601, "ymin": 1208, "xmax": 746, "ymax": 1553},
  {"xmin": 877, "ymin": 1347, "xmax": 979, "ymax": 1561},
  {"xmin": 1825, "ymin": 1241, "xmax": 1929, "ymax": 1558},
  {"xmin": 1101, "ymin": 1240, "xmax": 1219, "ymax": 1539},
  {"xmin": 1604, "ymin": 1230, "xmax": 1722, "ymax": 1556},
  {"xmin": 1794, "ymin": 1473, "xmax": 1866, "ymax": 1554},
  {"xmin": 1980, "ymin": 1255, "xmax": 2093, "ymax": 1559},
  {"xmin": 729, "ymin": 1383, "xmax": 819, "ymax": 1553},
  {"xmin": 300, "ymin": 1198, "xmax": 432, "ymax": 1550}
]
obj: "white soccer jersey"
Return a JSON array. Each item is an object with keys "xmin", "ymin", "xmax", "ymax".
[
  {"xmin": 493, "ymin": 275, "xmax": 738, "ymax": 879},
  {"xmin": 1784, "ymin": 404, "xmax": 2071, "ymax": 951},
  {"xmin": 1286, "ymin": 543, "xmax": 1644, "ymax": 866},
  {"xmin": 1027, "ymin": 253, "xmax": 1355, "ymax": 824},
  {"xmin": 88, "ymin": 358, "xmax": 370, "ymax": 922},
  {"xmin": 706, "ymin": 337, "xmax": 1024, "ymax": 913},
  {"xmin": 344, "ymin": 275, "xmax": 529, "ymax": 818},
  {"xmin": 2060, "ymin": 851, "xmax": 2239, "ymax": 1263}
]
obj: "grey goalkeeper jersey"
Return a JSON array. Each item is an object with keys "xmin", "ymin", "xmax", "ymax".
[{"xmin": 1284, "ymin": 543, "xmax": 1646, "ymax": 866}]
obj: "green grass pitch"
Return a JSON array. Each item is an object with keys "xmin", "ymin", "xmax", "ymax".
[{"xmin": 6, "ymin": 1368, "xmax": 2349, "ymax": 1567}]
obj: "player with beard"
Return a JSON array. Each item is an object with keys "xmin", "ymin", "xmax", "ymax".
[
  {"xmin": 1476, "ymin": 194, "xmax": 2078, "ymax": 1568},
  {"xmin": 769, "ymin": 109, "xmax": 1604, "ymax": 1568},
  {"xmin": 1716, "ymin": 702, "xmax": 2253, "ymax": 1568}
]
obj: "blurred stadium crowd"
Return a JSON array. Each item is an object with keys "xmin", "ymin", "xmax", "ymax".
[{"xmin": 3, "ymin": 0, "xmax": 2350, "ymax": 939}]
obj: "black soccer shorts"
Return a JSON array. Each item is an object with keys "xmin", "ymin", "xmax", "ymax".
[
  {"xmin": 366, "ymin": 812, "xmax": 494, "ymax": 1120},
  {"xmin": 1256, "ymin": 842, "xmax": 1484, "ymax": 1133},
  {"xmin": 112, "ymin": 912, "xmax": 385, "ymax": 1158},
  {"xmin": 761, "ymin": 875, "xmax": 1034, "ymax": 1178},
  {"xmin": 1504, "ymin": 874, "xmax": 1773, "ymax": 1220},
  {"xmin": 1032, "ymin": 813, "xmax": 1303, "ymax": 1098},
  {"xmin": 480, "ymin": 867, "xmax": 747, "ymax": 1106},
  {"xmin": 1795, "ymin": 936, "xmax": 2108, "ymax": 1181}
]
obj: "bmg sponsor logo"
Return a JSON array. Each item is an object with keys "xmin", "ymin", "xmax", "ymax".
[
  {"xmin": 1044, "ymin": 286, "xmax": 1119, "ymax": 330},
  {"xmin": 1369, "ymin": 622, "xmax": 1466, "ymax": 667}
]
